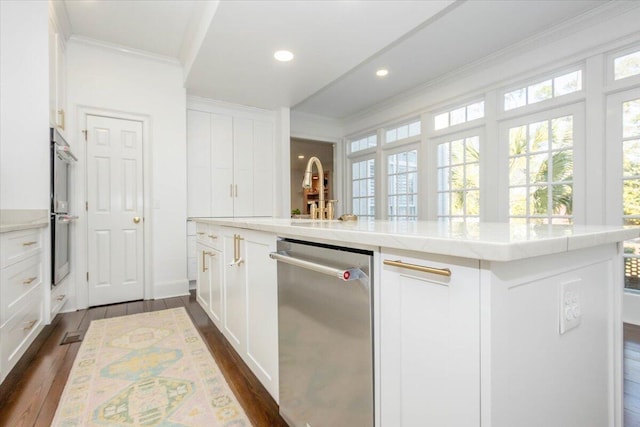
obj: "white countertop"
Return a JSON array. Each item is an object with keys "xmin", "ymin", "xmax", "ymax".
[
  {"xmin": 191, "ymin": 217, "xmax": 640, "ymax": 262},
  {"xmin": 0, "ymin": 209, "xmax": 49, "ymax": 233}
]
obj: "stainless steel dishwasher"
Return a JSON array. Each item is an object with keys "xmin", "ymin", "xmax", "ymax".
[{"xmin": 270, "ymin": 238, "xmax": 374, "ymax": 427}]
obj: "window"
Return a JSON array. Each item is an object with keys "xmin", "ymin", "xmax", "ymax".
[
  {"xmin": 508, "ymin": 114, "xmax": 574, "ymax": 225},
  {"xmin": 352, "ymin": 158, "xmax": 376, "ymax": 218},
  {"xmin": 504, "ymin": 70, "xmax": 582, "ymax": 111},
  {"xmin": 350, "ymin": 133, "xmax": 377, "ymax": 153},
  {"xmin": 434, "ymin": 101, "xmax": 484, "ymax": 130},
  {"xmin": 387, "ymin": 149, "xmax": 418, "ymax": 221},
  {"xmin": 614, "ymin": 50, "xmax": 640, "ymax": 81},
  {"xmin": 437, "ymin": 136, "xmax": 480, "ymax": 221},
  {"xmin": 622, "ymin": 98, "xmax": 640, "ymax": 290},
  {"xmin": 386, "ymin": 119, "xmax": 421, "ymax": 143}
]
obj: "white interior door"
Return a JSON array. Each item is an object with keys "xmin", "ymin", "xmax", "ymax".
[{"xmin": 87, "ymin": 115, "xmax": 144, "ymax": 306}]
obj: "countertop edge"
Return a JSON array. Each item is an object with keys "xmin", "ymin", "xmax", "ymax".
[{"xmin": 190, "ymin": 218, "xmax": 640, "ymax": 262}]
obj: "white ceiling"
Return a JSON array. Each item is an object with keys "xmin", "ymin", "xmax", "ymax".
[{"xmin": 61, "ymin": 0, "xmax": 613, "ymax": 120}]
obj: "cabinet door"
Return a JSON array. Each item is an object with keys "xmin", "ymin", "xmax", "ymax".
[
  {"xmin": 379, "ymin": 250, "xmax": 480, "ymax": 427},
  {"xmin": 208, "ymin": 247, "xmax": 223, "ymax": 330},
  {"xmin": 223, "ymin": 231, "xmax": 247, "ymax": 353},
  {"xmin": 244, "ymin": 230, "xmax": 279, "ymax": 401},
  {"xmin": 187, "ymin": 110, "xmax": 212, "ymax": 217},
  {"xmin": 55, "ymin": 32, "xmax": 66, "ymax": 134},
  {"xmin": 196, "ymin": 243, "xmax": 211, "ymax": 312},
  {"xmin": 211, "ymin": 114, "xmax": 234, "ymax": 217},
  {"xmin": 252, "ymin": 121, "xmax": 274, "ymax": 216},
  {"xmin": 233, "ymin": 118, "xmax": 254, "ymax": 217}
]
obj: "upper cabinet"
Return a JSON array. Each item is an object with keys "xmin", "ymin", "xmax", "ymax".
[
  {"xmin": 187, "ymin": 104, "xmax": 275, "ymax": 218},
  {"xmin": 48, "ymin": 7, "xmax": 66, "ymax": 135}
]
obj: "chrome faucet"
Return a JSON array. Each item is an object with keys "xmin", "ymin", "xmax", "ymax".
[{"xmin": 302, "ymin": 156, "xmax": 325, "ymax": 219}]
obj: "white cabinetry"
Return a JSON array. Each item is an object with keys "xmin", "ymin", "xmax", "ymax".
[
  {"xmin": 187, "ymin": 107, "xmax": 275, "ymax": 218},
  {"xmin": 379, "ymin": 249, "xmax": 480, "ymax": 427},
  {"xmin": 195, "ymin": 223, "xmax": 279, "ymax": 401},
  {"xmin": 48, "ymin": 8, "xmax": 66, "ymax": 135},
  {"xmin": 0, "ymin": 228, "xmax": 45, "ymax": 383}
]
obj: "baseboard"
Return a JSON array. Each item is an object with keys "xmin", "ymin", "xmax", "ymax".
[{"xmin": 153, "ymin": 279, "xmax": 190, "ymax": 300}]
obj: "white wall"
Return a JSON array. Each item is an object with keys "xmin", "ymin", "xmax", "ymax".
[
  {"xmin": 66, "ymin": 39, "xmax": 188, "ymax": 306},
  {"xmin": 0, "ymin": 0, "xmax": 49, "ymax": 210},
  {"xmin": 290, "ymin": 110, "xmax": 343, "ymax": 143}
]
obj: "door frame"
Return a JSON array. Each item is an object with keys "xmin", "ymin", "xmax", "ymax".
[{"xmin": 73, "ymin": 106, "xmax": 153, "ymax": 309}]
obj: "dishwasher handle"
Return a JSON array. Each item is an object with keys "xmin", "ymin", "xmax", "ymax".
[{"xmin": 269, "ymin": 251, "xmax": 366, "ymax": 282}]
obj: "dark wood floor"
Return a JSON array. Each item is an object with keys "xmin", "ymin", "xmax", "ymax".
[
  {"xmin": 0, "ymin": 291, "xmax": 287, "ymax": 427},
  {"xmin": 3, "ymin": 296, "xmax": 640, "ymax": 427}
]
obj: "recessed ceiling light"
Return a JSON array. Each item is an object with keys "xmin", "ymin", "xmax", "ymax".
[
  {"xmin": 274, "ymin": 50, "xmax": 294, "ymax": 62},
  {"xmin": 298, "ymin": 155, "xmax": 305, "ymax": 159},
  {"xmin": 376, "ymin": 69, "xmax": 389, "ymax": 77}
]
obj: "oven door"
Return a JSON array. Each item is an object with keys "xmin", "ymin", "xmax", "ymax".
[
  {"xmin": 52, "ymin": 214, "xmax": 75, "ymax": 286},
  {"xmin": 52, "ymin": 146, "xmax": 70, "ymax": 213}
]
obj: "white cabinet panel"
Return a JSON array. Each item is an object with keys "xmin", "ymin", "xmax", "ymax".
[
  {"xmin": 186, "ymin": 107, "xmax": 275, "ymax": 218},
  {"xmin": 223, "ymin": 232, "xmax": 246, "ymax": 351},
  {"xmin": 211, "ymin": 114, "xmax": 234, "ymax": 217},
  {"xmin": 379, "ymin": 249, "xmax": 480, "ymax": 427},
  {"xmin": 252, "ymin": 121, "xmax": 274, "ymax": 217},
  {"xmin": 244, "ymin": 230, "xmax": 278, "ymax": 400},
  {"xmin": 196, "ymin": 243, "xmax": 211, "ymax": 313},
  {"xmin": 208, "ymin": 248, "xmax": 223, "ymax": 330},
  {"xmin": 187, "ymin": 110, "xmax": 212, "ymax": 217}
]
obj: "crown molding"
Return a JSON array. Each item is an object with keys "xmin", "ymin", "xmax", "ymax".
[{"xmin": 68, "ymin": 35, "xmax": 181, "ymax": 66}]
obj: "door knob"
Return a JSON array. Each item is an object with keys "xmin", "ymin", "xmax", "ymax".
[{"xmin": 133, "ymin": 217, "xmax": 141, "ymax": 224}]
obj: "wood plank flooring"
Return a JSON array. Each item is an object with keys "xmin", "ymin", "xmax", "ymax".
[
  {"xmin": 0, "ymin": 291, "xmax": 287, "ymax": 427},
  {"xmin": 3, "ymin": 294, "xmax": 640, "ymax": 426}
]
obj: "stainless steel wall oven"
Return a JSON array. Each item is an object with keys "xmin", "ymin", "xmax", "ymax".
[{"xmin": 50, "ymin": 128, "xmax": 77, "ymax": 287}]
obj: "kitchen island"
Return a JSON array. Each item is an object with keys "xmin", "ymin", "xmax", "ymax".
[{"xmin": 192, "ymin": 217, "xmax": 640, "ymax": 427}]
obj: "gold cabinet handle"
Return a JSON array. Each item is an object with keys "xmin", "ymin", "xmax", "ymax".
[
  {"xmin": 22, "ymin": 241, "xmax": 37, "ymax": 246},
  {"xmin": 231, "ymin": 234, "xmax": 244, "ymax": 266},
  {"xmin": 56, "ymin": 294, "xmax": 66, "ymax": 301},
  {"xmin": 57, "ymin": 109, "xmax": 65, "ymax": 130},
  {"xmin": 197, "ymin": 232, "xmax": 205, "ymax": 235},
  {"xmin": 235, "ymin": 184, "xmax": 238, "ymax": 197},
  {"xmin": 202, "ymin": 250, "xmax": 208, "ymax": 272},
  {"xmin": 23, "ymin": 319, "xmax": 37, "ymax": 331},
  {"xmin": 383, "ymin": 259, "xmax": 452, "ymax": 277},
  {"xmin": 208, "ymin": 234, "xmax": 218, "ymax": 239},
  {"xmin": 133, "ymin": 217, "xmax": 141, "ymax": 224},
  {"xmin": 230, "ymin": 184, "xmax": 234, "ymax": 197},
  {"xmin": 22, "ymin": 276, "xmax": 37, "ymax": 285}
]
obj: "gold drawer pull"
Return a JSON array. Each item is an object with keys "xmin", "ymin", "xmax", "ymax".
[
  {"xmin": 23, "ymin": 319, "xmax": 37, "ymax": 331},
  {"xmin": 56, "ymin": 294, "xmax": 66, "ymax": 301},
  {"xmin": 22, "ymin": 241, "xmax": 37, "ymax": 246},
  {"xmin": 22, "ymin": 276, "xmax": 37, "ymax": 285},
  {"xmin": 197, "ymin": 232, "xmax": 205, "ymax": 235},
  {"xmin": 383, "ymin": 259, "xmax": 452, "ymax": 277},
  {"xmin": 206, "ymin": 251, "xmax": 216, "ymax": 257},
  {"xmin": 207, "ymin": 234, "xmax": 218, "ymax": 239}
]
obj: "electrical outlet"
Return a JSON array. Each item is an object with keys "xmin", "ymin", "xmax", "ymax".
[{"xmin": 559, "ymin": 279, "xmax": 582, "ymax": 334}]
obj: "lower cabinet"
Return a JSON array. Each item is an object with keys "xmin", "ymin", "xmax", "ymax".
[
  {"xmin": 195, "ymin": 223, "xmax": 279, "ymax": 402},
  {"xmin": 0, "ymin": 227, "xmax": 46, "ymax": 383},
  {"xmin": 379, "ymin": 248, "xmax": 480, "ymax": 427}
]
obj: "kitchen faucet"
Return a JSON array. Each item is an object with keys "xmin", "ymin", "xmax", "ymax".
[{"xmin": 302, "ymin": 156, "xmax": 326, "ymax": 219}]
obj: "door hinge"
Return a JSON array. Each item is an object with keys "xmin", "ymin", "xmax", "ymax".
[
  {"xmin": 85, "ymin": 201, "xmax": 88, "ymax": 211},
  {"xmin": 82, "ymin": 129, "xmax": 88, "ymax": 141},
  {"xmin": 86, "ymin": 272, "xmax": 89, "ymax": 281}
]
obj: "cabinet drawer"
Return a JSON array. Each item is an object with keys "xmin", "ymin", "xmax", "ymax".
[
  {"xmin": 1, "ymin": 254, "xmax": 43, "ymax": 325},
  {"xmin": 50, "ymin": 281, "xmax": 69, "ymax": 320},
  {"xmin": 196, "ymin": 223, "xmax": 221, "ymax": 248},
  {"xmin": 2, "ymin": 288, "xmax": 43, "ymax": 372},
  {"xmin": 1, "ymin": 229, "xmax": 43, "ymax": 266}
]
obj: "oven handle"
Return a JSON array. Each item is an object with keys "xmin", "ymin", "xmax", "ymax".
[
  {"xmin": 269, "ymin": 251, "xmax": 366, "ymax": 282},
  {"xmin": 56, "ymin": 215, "xmax": 78, "ymax": 224},
  {"xmin": 56, "ymin": 145, "xmax": 78, "ymax": 163}
]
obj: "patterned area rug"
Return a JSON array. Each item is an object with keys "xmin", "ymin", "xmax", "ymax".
[{"xmin": 52, "ymin": 307, "xmax": 253, "ymax": 427}]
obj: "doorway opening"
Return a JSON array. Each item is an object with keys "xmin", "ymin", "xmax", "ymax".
[{"xmin": 290, "ymin": 138, "xmax": 334, "ymax": 217}]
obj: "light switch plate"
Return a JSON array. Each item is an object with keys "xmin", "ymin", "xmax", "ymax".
[{"xmin": 559, "ymin": 279, "xmax": 582, "ymax": 335}]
